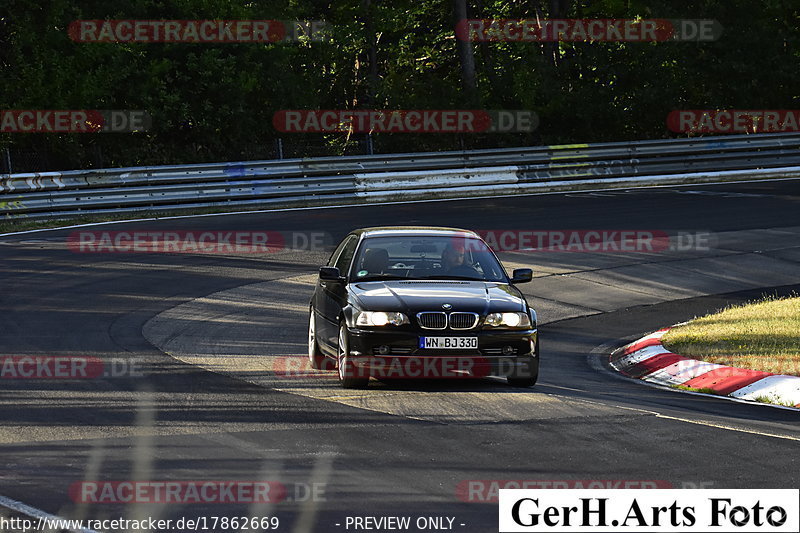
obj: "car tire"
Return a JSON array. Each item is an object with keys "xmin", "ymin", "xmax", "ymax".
[
  {"xmin": 307, "ymin": 308, "xmax": 330, "ymax": 370},
  {"xmin": 338, "ymin": 323, "xmax": 369, "ymax": 389},
  {"xmin": 507, "ymin": 345, "xmax": 539, "ymax": 388}
]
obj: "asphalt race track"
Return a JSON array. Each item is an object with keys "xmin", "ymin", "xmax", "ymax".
[{"xmin": 1, "ymin": 179, "xmax": 799, "ymax": 532}]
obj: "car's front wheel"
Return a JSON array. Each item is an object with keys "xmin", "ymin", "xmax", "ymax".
[{"xmin": 338, "ymin": 324, "xmax": 369, "ymax": 389}]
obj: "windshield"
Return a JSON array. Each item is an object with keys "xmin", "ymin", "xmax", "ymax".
[{"xmin": 350, "ymin": 235, "xmax": 508, "ymax": 282}]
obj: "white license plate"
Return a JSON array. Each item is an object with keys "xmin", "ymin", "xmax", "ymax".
[{"xmin": 419, "ymin": 336, "xmax": 478, "ymax": 349}]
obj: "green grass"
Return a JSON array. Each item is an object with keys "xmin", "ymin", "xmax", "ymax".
[
  {"xmin": 752, "ymin": 395, "xmax": 795, "ymax": 407},
  {"xmin": 673, "ymin": 385, "xmax": 719, "ymax": 395},
  {"xmin": 661, "ymin": 295, "xmax": 800, "ymax": 377},
  {"xmin": 670, "ymin": 385, "xmax": 794, "ymax": 407}
]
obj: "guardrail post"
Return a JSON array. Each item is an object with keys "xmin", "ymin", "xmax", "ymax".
[
  {"xmin": 365, "ymin": 133, "xmax": 374, "ymax": 155},
  {"xmin": 275, "ymin": 138, "xmax": 284, "ymax": 160},
  {"xmin": 3, "ymin": 148, "xmax": 11, "ymax": 174}
]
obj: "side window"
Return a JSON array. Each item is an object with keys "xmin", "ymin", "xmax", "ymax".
[
  {"xmin": 333, "ymin": 235, "xmax": 358, "ymax": 275},
  {"xmin": 328, "ymin": 235, "xmax": 354, "ymax": 266}
]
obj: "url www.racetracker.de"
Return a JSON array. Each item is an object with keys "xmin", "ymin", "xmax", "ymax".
[{"xmin": 0, "ymin": 515, "xmax": 280, "ymax": 532}]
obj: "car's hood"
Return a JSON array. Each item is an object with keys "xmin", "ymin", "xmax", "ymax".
[{"xmin": 349, "ymin": 280, "xmax": 526, "ymax": 314}]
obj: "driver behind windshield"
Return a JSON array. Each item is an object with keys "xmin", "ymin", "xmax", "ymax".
[{"xmin": 441, "ymin": 243, "xmax": 479, "ymax": 277}]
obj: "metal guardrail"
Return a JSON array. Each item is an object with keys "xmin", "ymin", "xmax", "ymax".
[{"xmin": 2, "ymin": 132, "xmax": 800, "ymax": 220}]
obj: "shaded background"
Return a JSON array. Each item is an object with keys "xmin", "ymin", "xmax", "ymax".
[{"xmin": 1, "ymin": 0, "xmax": 797, "ymax": 171}]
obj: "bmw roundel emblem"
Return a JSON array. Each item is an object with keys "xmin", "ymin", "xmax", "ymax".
[{"xmin": 442, "ymin": 303, "xmax": 452, "ymax": 310}]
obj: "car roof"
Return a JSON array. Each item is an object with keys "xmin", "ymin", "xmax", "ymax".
[{"xmin": 354, "ymin": 226, "xmax": 480, "ymax": 238}]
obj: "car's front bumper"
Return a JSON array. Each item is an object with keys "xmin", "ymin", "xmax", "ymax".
[{"xmin": 344, "ymin": 327, "xmax": 538, "ymax": 379}]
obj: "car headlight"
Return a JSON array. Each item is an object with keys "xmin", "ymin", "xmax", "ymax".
[
  {"xmin": 484, "ymin": 312, "xmax": 532, "ymax": 328},
  {"xmin": 356, "ymin": 311, "xmax": 410, "ymax": 327}
]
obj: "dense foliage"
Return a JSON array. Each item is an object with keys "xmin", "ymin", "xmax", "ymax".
[{"xmin": 1, "ymin": 0, "xmax": 798, "ymax": 170}]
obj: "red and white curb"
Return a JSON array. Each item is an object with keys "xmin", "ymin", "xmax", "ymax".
[{"xmin": 610, "ymin": 328, "xmax": 800, "ymax": 409}]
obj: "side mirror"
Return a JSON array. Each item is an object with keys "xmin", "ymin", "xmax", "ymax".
[
  {"xmin": 319, "ymin": 266, "xmax": 345, "ymax": 282},
  {"xmin": 510, "ymin": 268, "xmax": 533, "ymax": 284}
]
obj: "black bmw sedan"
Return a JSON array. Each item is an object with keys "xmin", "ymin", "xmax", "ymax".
[{"xmin": 308, "ymin": 227, "xmax": 539, "ymax": 389}]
